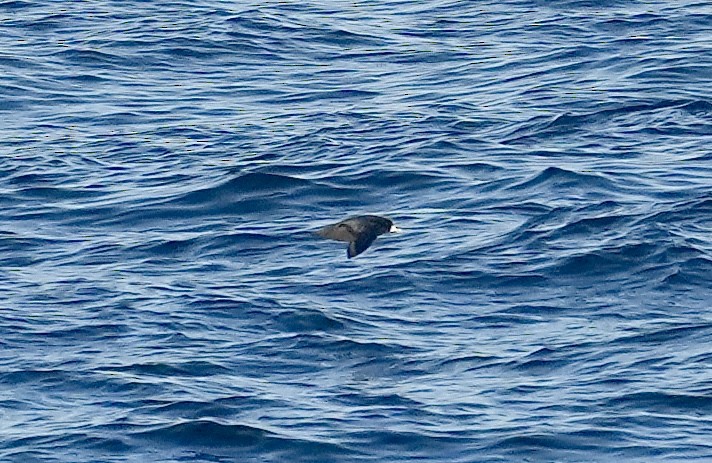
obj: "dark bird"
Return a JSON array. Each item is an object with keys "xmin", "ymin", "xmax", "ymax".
[{"xmin": 316, "ymin": 215, "xmax": 402, "ymax": 258}]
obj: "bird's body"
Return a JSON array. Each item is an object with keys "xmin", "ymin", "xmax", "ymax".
[{"xmin": 316, "ymin": 215, "xmax": 401, "ymax": 258}]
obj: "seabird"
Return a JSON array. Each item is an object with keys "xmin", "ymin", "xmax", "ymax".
[{"xmin": 316, "ymin": 215, "xmax": 402, "ymax": 258}]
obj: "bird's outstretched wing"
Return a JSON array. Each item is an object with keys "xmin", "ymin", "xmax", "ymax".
[
  {"xmin": 317, "ymin": 223, "xmax": 356, "ymax": 242},
  {"xmin": 347, "ymin": 231, "xmax": 378, "ymax": 258}
]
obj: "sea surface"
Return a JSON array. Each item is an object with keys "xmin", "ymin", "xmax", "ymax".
[{"xmin": 1, "ymin": 1, "xmax": 712, "ymax": 462}]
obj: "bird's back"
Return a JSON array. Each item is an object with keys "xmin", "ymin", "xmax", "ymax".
[{"xmin": 343, "ymin": 215, "xmax": 390, "ymax": 235}]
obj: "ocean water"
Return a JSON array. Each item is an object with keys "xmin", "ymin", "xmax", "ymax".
[{"xmin": 1, "ymin": 0, "xmax": 711, "ymax": 461}]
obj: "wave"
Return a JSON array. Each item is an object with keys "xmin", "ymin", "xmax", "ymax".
[
  {"xmin": 132, "ymin": 419, "xmax": 349, "ymax": 456},
  {"xmin": 503, "ymin": 99, "xmax": 711, "ymax": 145},
  {"xmin": 104, "ymin": 361, "xmax": 231, "ymax": 378},
  {"xmin": 604, "ymin": 391, "xmax": 712, "ymax": 412},
  {"xmin": 507, "ymin": 166, "xmax": 616, "ymax": 193}
]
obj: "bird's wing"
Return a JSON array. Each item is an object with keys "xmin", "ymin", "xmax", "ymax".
[
  {"xmin": 347, "ymin": 231, "xmax": 378, "ymax": 258},
  {"xmin": 317, "ymin": 223, "xmax": 356, "ymax": 242}
]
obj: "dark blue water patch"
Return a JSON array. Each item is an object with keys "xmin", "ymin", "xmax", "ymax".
[
  {"xmin": 490, "ymin": 430, "xmax": 652, "ymax": 462},
  {"xmin": 673, "ymin": 99, "xmax": 712, "ymax": 116},
  {"xmin": 5, "ymin": 432, "xmax": 133, "ymax": 462},
  {"xmin": 507, "ymin": 166, "xmax": 617, "ymax": 195},
  {"xmin": 643, "ymin": 195, "xmax": 712, "ymax": 224},
  {"xmin": 0, "ymin": 367, "xmax": 161, "ymax": 399},
  {"xmin": 309, "ymin": 269, "xmax": 420, "ymax": 296},
  {"xmin": 12, "ymin": 185, "xmax": 106, "ymax": 200},
  {"xmin": 81, "ymin": 172, "xmax": 357, "ymax": 228},
  {"xmin": 225, "ymin": 9, "xmax": 304, "ymax": 35},
  {"xmin": 272, "ymin": 307, "xmax": 346, "ymax": 333},
  {"xmin": 0, "ymin": 0, "xmax": 34, "ymax": 10},
  {"xmin": 150, "ymin": 39, "xmax": 234, "ymax": 61},
  {"xmin": 131, "ymin": 419, "xmax": 350, "ymax": 457},
  {"xmin": 659, "ymin": 256, "xmax": 712, "ymax": 288},
  {"xmin": 6, "ymin": 12, "xmax": 73, "ymax": 32},
  {"xmin": 496, "ymin": 303, "xmax": 584, "ymax": 318},
  {"xmin": 104, "ymin": 361, "xmax": 231, "ymax": 378},
  {"xmin": 0, "ymin": 368, "xmax": 71, "ymax": 387},
  {"xmin": 541, "ymin": 213, "xmax": 633, "ymax": 241},
  {"xmin": 269, "ymin": 89, "xmax": 380, "ymax": 105},
  {"xmin": 594, "ymin": 14, "xmax": 673, "ymax": 35},
  {"xmin": 132, "ymin": 230, "xmax": 292, "ymax": 263},
  {"xmin": 605, "ymin": 391, "xmax": 712, "ymax": 414},
  {"xmin": 630, "ymin": 64, "xmax": 712, "ymax": 85},
  {"xmin": 143, "ymin": 395, "xmax": 255, "ymax": 419},
  {"xmin": 332, "ymin": 390, "xmax": 425, "ymax": 408},
  {"xmin": 548, "ymin": 242, "xmax": 659, "ymax": 278},
  {"xmin": 613, "ymin": 323, "xmax": 712, "ymax": 346},
  {"xmin": 2, "ymin": 449, "xmax": 58, "ymax": 463},
  {"xmin": 0, "ymin": 235, "xmax": 83, "ymax": 267},
  {"xmin": 77, "ymin": 436, "xmax": 133, "ymax": 454},
  {"xmin": 472, "ymin": 311, "xmax": 546, "ymax": 328},
  {"xmin": 135, "ymin": 236, "xmax": 202, "ymax": 257},
  {"xmin": 507, "ymin": 346, "xmax": 573, "ymax": 374},
  {"xmin": 175, "ymin": 173, "xmax": 333, "ymax": 206},
  {"xmin": 342, "ymin": 429, "xmax": 470, "ymax": 461},
  {"xmin": 428, "ymin": 353, "xmax": 504, "ymax": 376},
  {"xmin": 61, "ymin": 73, "xmax": 112, "ymax": 84},
  {"xmin": 0, "ymin": 55, "xmax": 37, "ymax": 72},
  {"xmin": 7, "ymin": 171, "xmax": 62, "ymax": 187},
  {"xmin": 497, "ymin": 431, "xmax": 604, "ymax": 453},
  {"xmin": 502, "ymin": 98, "xmax": 707, "ymax": 145},
  {"xmin": 314, "ymin": 28, "xmax": 393, "ymax": 48},
  {"xmin": 227, "ymin": 11, "xmax": 392, "ymax": 54},
  {"xmin": 39, "ymin": 322, "xmax": 130, "ymax": 341},
  {"xmin": 0, "ymin": 97, "xmax": 27, "ymax": 111},
  {"xmin": 540, "ymin": 0, "xmax": 637, "ymax": 9},
  {"xmin": 281, "ymin": 333, "xmax": 408, "ymax": 360},
  {"xmin": 52, "ymin": 49, "xmax": 122, "ymax": 67}
]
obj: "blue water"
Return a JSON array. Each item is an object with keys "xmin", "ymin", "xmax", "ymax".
[{"xmin": 2, "ymin": 1, "xmax": 711, "ymax": 461}]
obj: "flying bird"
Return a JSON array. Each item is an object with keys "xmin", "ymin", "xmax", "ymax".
[{"xmin": 316, "ymin": 215, "xmax": 401, "ymax": 258}]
